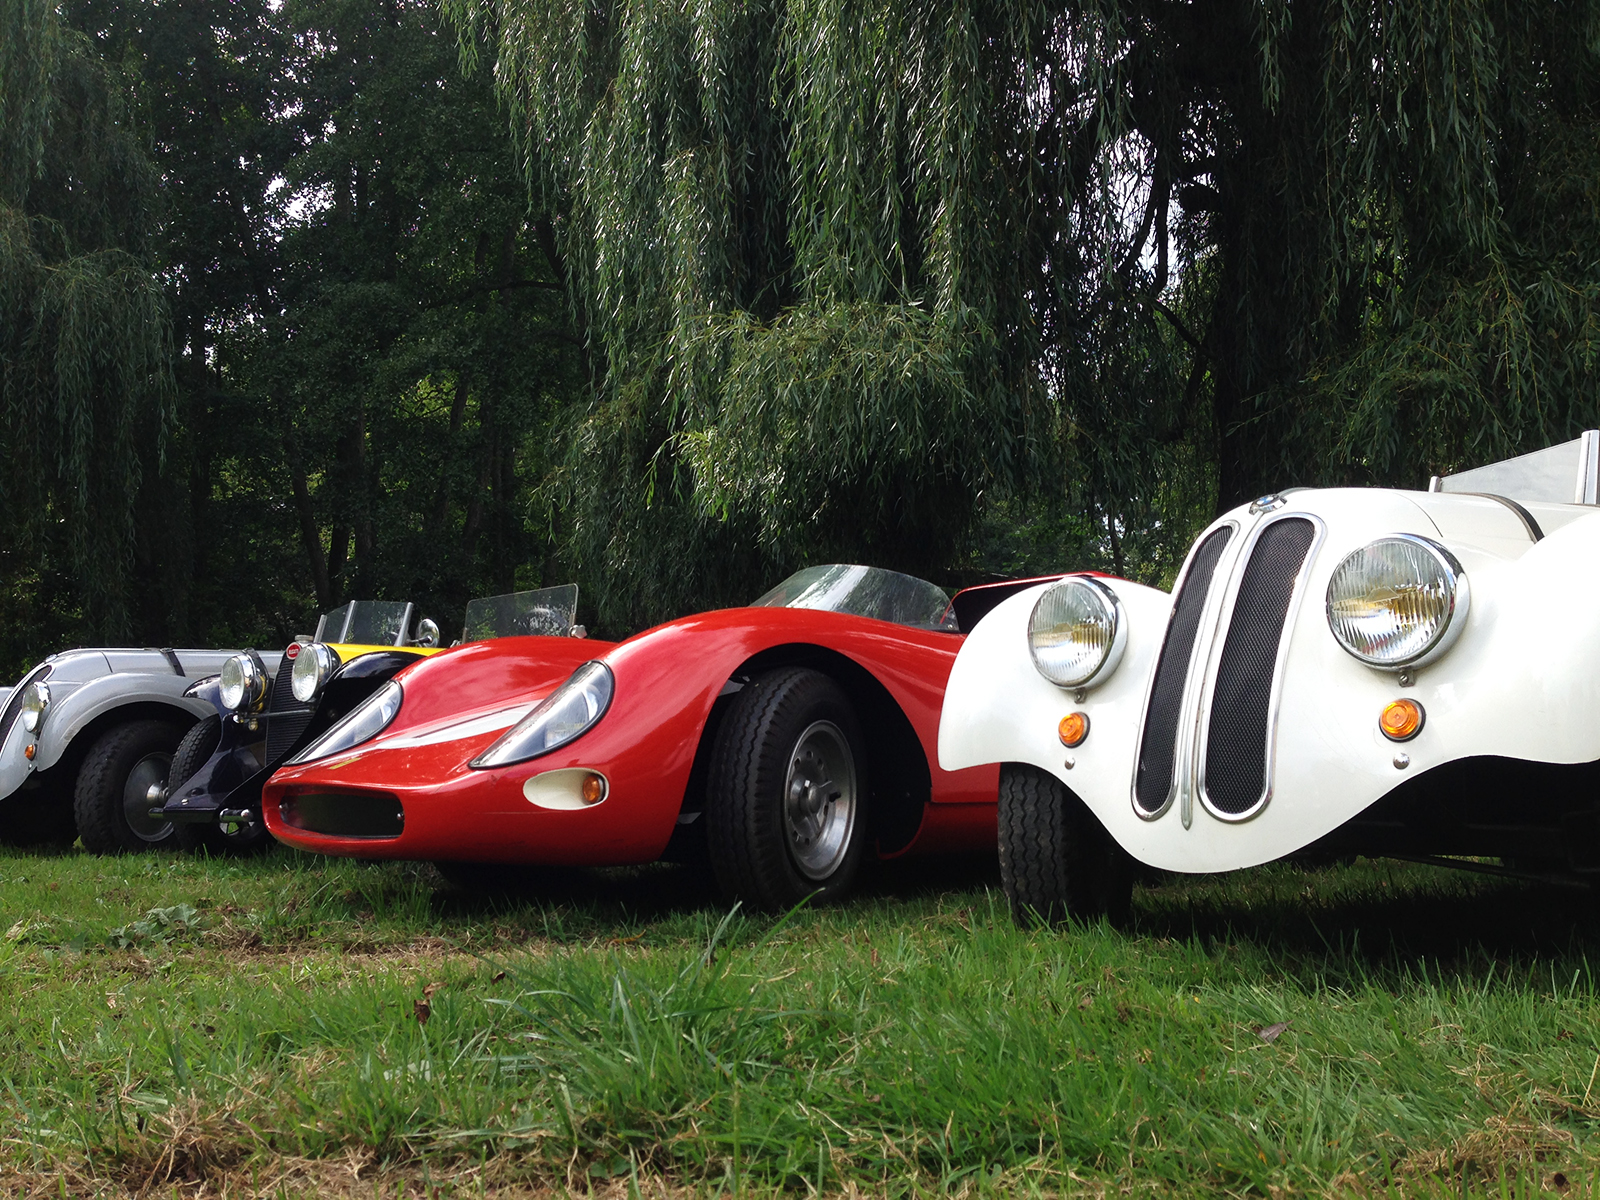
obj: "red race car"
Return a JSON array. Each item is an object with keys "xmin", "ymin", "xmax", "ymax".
[{"xmin": 262, "ymin": 566, "xmax": 1048, "ymax": 908}]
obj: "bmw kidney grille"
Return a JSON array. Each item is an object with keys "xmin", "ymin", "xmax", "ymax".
[
  {"xmin": 1133, "ymin": 526, "xmax": 1234, "ymax": 815},
  {"xmin": 1135, "ymin": 514, "xmax": 1319, "ymax": 821}
]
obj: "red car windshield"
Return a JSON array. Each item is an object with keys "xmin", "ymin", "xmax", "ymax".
[{"xmin": 750, "ymin": 565, "xmax": 957, "ymax": 631}]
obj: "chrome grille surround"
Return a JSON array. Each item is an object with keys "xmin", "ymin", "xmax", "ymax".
[
  {"xmin": 1131, "ymin": 509, "xmax": 1324, "ymax": 826},
  {"xmin": 1131, "ymin": 522, "xmax": 1237, "ymax": 820},
  {"xmin": 264, "ymin": 649, "xmax": 314, "ymax": 765},
  {"xmin": 1195, "ymin": 514, "xmax": 1324, "ymax": 822}
]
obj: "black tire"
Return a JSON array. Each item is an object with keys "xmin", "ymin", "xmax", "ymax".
[
  {"xmin": 167, "ymin": 715, "xmax": 271, "ymax": 856},
  {"xmin": 73, "ymin": 720, "xmax": 199, "ymax": 854},
  {"xmin": 167, "ymin": 714, "xmax": 221, "ymax": 798},
  {"xmin": 704, "ymin": 668, "xmax": 868, "ymax": 911},
  {"xmin": 998, "ymin": 762, "xmax": 1133, "ymax": 927}
]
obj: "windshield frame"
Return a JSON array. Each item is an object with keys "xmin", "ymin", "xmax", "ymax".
[{"xmin": 313, "ymin": 601, "xmax": 417, "ymax": 647}]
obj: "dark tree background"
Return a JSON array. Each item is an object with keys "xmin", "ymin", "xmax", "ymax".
[{"xmin": 2, "ymin": 0, "xmax": 1599, "ymax": 673}]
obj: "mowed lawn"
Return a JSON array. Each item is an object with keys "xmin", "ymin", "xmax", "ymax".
[{"xmin": 2, "ymin": 847, "xmax": 1600, "ymax": 1198}]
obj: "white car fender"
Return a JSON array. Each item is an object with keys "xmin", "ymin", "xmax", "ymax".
[{"xmin": 938, "ymin": 575, "xmax": 1174, "ymax": 845}]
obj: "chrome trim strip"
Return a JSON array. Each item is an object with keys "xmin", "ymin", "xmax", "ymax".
[
  {"xmin": 1457, "ymin": 492, "xmax": 1543, "ymax": 542},
  {"xmin": 1129, "ymin": 519, "xmax": 1240, "ymax": 823},
  {"xmin": 1193, "ymin": 511, "xmax": 1325, "ymax": 825}
]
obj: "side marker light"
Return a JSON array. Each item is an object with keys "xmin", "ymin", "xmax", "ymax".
[
  {"xmin": 24, "ymin": 744, "xmax": 35, "ymax": 760},
  {"xmin": 1058, "ymin": 712, "xmax": 1090, "ymax": 748},
  {"xmin": 581, "ymin": 772, "xmax": 607, "ymax": 805},
  {"xmin": 1379, "ymin": 699, "xmax": 1424, "ymax": 742}
]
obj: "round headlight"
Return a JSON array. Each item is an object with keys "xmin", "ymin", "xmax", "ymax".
[
  {"xmin": 291, "ymin": 642, "xmax": 337, "ymax": 704},
  {"xmin": 20, "ymin": 681, "xmax": 50, "ymax": 734},
  {"xmin": 1326, "ymin": 535, "xmax": 1470, "ymax": 668},
  {"xmin": 1026, "ymin": 577, "xmax": 1126, "ymax": 688},
  {"xmin": 219, "ymin": 653, "xmax": 266, "ymax": 713}
]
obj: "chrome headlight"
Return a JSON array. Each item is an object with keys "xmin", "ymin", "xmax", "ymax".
[
  {"xmin": 20, "ymin": 682, "xmax": 50, "ymax": 734},
  {"xmin": 472, "ymin": 661, "xmax": 613, "ymax": 768},
  {"xmin": 1026, "ymin": 577, "xmax": 1126, "ymax": 688},
  {"xmin": 1326, "ymin": 535, "xmax": 1470, "ymax": 668},
  {"xmin": 219, "ymin": 653, "xmax": 267, "ymax": 713},
  {"xmin": 291, "ymin": 642, "xmax": 337, "ymax": 704},
  {"xmin": 286, "ymin": 680, "xmax": 403, "ymax": 765}
]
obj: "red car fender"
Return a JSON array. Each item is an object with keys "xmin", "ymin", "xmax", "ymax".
[{"xmin": 263, "ymin": 608, "xmax": 997, "ymax": 866}]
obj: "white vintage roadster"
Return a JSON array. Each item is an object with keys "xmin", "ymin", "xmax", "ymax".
[{"xmin": 939, "ymin": 434, "xmax": 1600, "ymax": 921}]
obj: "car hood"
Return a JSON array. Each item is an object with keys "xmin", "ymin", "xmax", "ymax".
[{"xmin": 376, "ymin": 634, "xmax": 616, "ymax": 738}]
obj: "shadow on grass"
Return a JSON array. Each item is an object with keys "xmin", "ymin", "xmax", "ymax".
[
  {"xmin": 1132, "ymin": 859, "xmax": 1599, "ymax": 987},
  {"xmin": 418, "ymin": 848, "xmax": 1004, "ymax": 932}
]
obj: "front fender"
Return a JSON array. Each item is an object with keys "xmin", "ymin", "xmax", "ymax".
[
  {"xmin": 938, "ymin": 576, "xmax": 1173, "ymax": 852},
  {"xmin": 35, "ymin": 673, "xmax": 208, "ymax": 770}
]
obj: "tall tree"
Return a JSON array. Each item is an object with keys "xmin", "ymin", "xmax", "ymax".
[
  {"xmin": 449, "ymin": 0, "xmax": 1600, "ymax": 622},
  {"xmin": 0, "ymin": 0, "xmax": 172, "ymax": 639},
  {"xmin": 446, "ymin": 0, "xmax": 1066, "ymax": 627}
]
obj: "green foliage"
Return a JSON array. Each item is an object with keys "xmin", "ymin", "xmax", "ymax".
[
  {"xmin": 443, "ymin": 0, "xmax": 1073, "ymax": 628},
  {"xmin": 0, "ymin": 0, "xmax": 172, "ymax": 638}
]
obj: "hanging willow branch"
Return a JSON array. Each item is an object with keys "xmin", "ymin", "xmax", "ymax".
[
  {"xmin": 450, "ymin": 0, "xmax": 1600, "ymax": 624},
  {"xmin": 0, "ymin": 0, "xmax": 172, "ymax": 637}
]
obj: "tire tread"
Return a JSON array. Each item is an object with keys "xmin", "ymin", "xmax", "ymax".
[
  {"xmin": 704, "ymin": 668, "xmax": 866, "ymax": 910},
  {"xmin": 73, "ymin": 719, "xmax": 193, "ymax": 854}
]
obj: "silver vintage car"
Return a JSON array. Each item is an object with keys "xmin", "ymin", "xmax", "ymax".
[{"xmin": 0, "ymin": 647, "xmax": 243, "ymax": 851}]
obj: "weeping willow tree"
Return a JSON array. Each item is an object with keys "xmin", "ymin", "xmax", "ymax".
[
  {"xmin": 447, "ymin": 0, "xmax": 1600, "ymax": 626},
  {"xmin": 0, "ymin": 0, "xmax": 171, "ymax": 637},
  {"xmin": 442, "ymin": 0, "xmax": 1077, "ymax": 626}
]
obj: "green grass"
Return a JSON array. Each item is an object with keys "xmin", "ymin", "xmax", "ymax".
[{"xmin": 3, "ymin": 847, "xmax": 1600, "ymax": 1197}]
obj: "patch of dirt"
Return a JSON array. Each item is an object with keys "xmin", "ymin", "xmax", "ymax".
[{"xmin": 4, "ymin": 1152, "xmax": 705, "ymax": 1199}]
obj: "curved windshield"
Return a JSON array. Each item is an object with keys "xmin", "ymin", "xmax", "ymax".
[
  {"xmin": 314, "ymin": 600, "xmax": 415, "ymax": 646},
  {"xmin": 462, "ymin": 584, "xmax": 580, "ymax": 641},
  {"xmin": 751, "ymin": 565, "xmax": 956, "ymax": 631}
]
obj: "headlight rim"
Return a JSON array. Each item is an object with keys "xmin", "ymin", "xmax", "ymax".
[
  {"xmin": 20, "ymin": 681, "xmax": 50, "ymax": 734},
  {"xmin": 1325, "ymin": 532, "xmax": 1471, "ymax": 670},
  {"xmin": 1026, "ymin": 575, "xmax": 1127, "ymax": 690},
  {"xmin": 470, "ymin": 660, "xmax": 615, "ymax": 769},
  {"xmin": 219, "ymin": 652, "xmax": 268, "ymax": 713},
  {"xmin": 291, "ymin": 642, "xmax": 338, "ymax": 704}
]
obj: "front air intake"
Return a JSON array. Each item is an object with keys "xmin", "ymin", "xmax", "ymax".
[
  {"xmin": 1202, "ymin": 517, "xmax": 1317, "ymax": 816},
  {"xmin": 279, "ymin": 789, "xmax": 404, "ymax": 838},
  {"xmin": 1133, "ymin": 526, "xmax": 1234, "ymax": 814}
]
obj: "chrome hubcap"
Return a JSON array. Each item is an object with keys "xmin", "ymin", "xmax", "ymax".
[
  {"xmin": 782, "ymin": 721, "xmax": 856, "ymax": 880},
  {"xmin": 123, "ymin": 752, "xmax": 174, "ymax": 843}
]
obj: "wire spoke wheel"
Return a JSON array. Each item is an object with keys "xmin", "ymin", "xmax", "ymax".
[{"xmin": 783, "ymin": 720, "xmax": 856, "ymax": 880}]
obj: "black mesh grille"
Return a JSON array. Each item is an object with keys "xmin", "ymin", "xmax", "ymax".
[
  {"xmin": 0, "ymin": 663, "xmax": 51, "ymax": 754},
  {"xmin": 1133, "ymin": 527, "xmax": 1234, "ymax": 814},
  {"xmin": 264, "ymin": 650, "xmax": 314, "ymax": 765},
  {"xmin": 1203, "ymin": 518, "xmax": 1317, "ymax": 816}
]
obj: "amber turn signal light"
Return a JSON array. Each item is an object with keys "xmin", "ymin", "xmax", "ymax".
[
  {"xmin": 581, "ymin": 772, "xmax": 607, "ymax": 805},
  {"xmin": 1379, "ymin": 698, "xmax": 1424, "ymax": 742},
  {"xmin": 23, "ymin": 744, "xmax": 35, "ymax": 760},
  {"xmin": 1058, "ymin": 712, "xmax": 1090, "ymax": 748}
]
